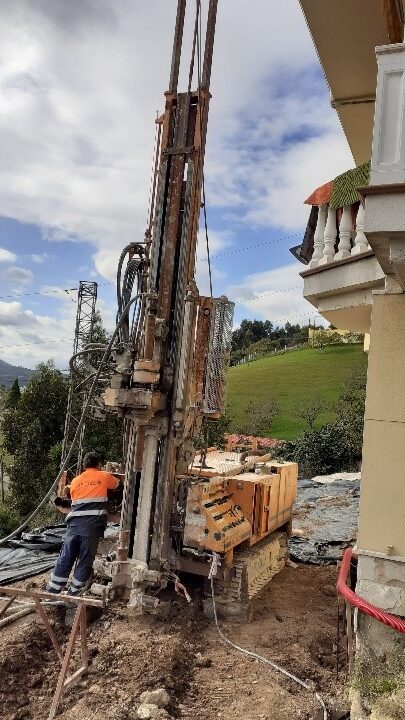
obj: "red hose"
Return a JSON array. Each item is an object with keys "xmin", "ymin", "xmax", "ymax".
[{"xmin": 337, "ymin": 548, "xmax": 405, "ymax": 634}]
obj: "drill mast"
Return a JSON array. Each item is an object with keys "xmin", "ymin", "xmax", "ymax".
[{"xmin": 102, "ymin": 0, "xmax": 234, "ymax": 602}]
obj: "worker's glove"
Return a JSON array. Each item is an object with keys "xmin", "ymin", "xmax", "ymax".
[{"xmin": 53, "ymin": 496, "xmax": 71, "ymax": 509}]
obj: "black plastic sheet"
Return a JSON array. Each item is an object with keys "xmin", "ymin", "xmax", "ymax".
[
  {"xmin": 0, "ymin": 523, "xmax": 119, "ymax": 585},
  {"xmin": 0, "ymin": 546, "xmax": 58, "ymax": 585},
  {"xmin": 289, "ymin": 476, "xmax": 360, "ymax": 565},
  {"xmin": 8, "ymin": 524, "xmax": 67, "ymax": 551}
]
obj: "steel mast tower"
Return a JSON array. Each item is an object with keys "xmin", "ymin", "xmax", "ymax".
[{"xmin": 61, "ymin": 281, "xmax": 98, "ymax": 478}]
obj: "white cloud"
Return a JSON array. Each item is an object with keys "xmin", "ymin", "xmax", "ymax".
[
  {"xmin": 0, "ymin": 247, "xmax": 17, "ymax": 263},
  {"xmin": 0, "ymin": 0, "xmax": 351, "ymax": 277},
  {"xmin": 3, "ymin": 266, "xmax": 34, "ymax": 285},
  {"xmin": 30, "ymin": 253, "xmax": 49, "ymax": 263},
  {"xmin": 0, "ymin": 298, "xmax": 75, "ymax": 368},
  {"xmin": 205, "ymin": 88, "xmax": 354, "ymax": 232},
  {"xmin": 0, "ymin": 1, "xmax": 351, "ymax": 364},
  {"xmin": 227, "ymin": 262, "xmax": 327, "ymax": 327}
]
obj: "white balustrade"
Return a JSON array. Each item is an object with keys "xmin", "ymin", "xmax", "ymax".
[
  {"xmin": 309, "ymin": 204, "xmax": 327, "ymax": 268},
  {"xmin": 351, "ymin": 202, "xmax": 370, "ymax": 255},
  {"xmin": 335, "ymin": 205, "xmax": 352, "ymax": 260},
  {"xmin": 319, "ymin": 206, "xmax": 337, "ymax": 265},
  {"xmin": 309, "ymin": 202, "xmax": 371, "ymax": 267}
]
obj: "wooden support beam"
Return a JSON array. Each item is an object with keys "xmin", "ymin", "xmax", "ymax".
[
  {"xmin": 381, "ymin": 0, "xmax": 403, "ymax": 43},
  {"xmin": 0, "ymin": 585, "xmax": 103, "ymax": 607}
]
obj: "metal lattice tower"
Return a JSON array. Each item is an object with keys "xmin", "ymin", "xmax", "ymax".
[{"xmin": 61, "ymin": 281, "xmax": 98, "ymax": 478}]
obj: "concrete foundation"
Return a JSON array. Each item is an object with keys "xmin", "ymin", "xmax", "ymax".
[{"xmin": 357, "ymin": 554, "xmax": 405, "ymax": 616}]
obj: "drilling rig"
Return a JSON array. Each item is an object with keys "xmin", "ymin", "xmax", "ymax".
[{"xmin": 75, "ymin": 0, "xmax": 297, "ymax": 617}]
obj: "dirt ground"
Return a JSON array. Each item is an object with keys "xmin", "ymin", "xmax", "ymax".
[{"xmin": 0, "ymin": 564, "xmax": 349, "ymax": 720}]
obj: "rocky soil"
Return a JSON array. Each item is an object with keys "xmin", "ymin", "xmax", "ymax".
[{"xmin": 0, "ymin": 565, "xmax": 349, "ymax": 720}]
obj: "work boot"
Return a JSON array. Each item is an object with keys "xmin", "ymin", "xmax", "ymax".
[{"xmin": 68, "ymin": 571, "xmax": 94, "ymax": 597}]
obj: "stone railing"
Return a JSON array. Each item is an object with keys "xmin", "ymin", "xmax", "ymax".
[{"xmin": 309, "ymin": 202, "xmax": 371, "ymax": 269}]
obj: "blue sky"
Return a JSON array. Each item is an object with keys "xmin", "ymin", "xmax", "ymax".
[{"xmin": 0, "ymin": 0, "xmax": 353, "ymax": 369}]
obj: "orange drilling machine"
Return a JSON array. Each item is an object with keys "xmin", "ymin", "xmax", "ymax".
[{"xmin": 63, "ymin": 0, "xmax": 297, "ymax": 616}]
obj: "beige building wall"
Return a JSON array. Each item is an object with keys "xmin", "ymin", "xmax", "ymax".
[{"xmin": 358, "ymin": 292, "xmax": 405, "ymax": 557}]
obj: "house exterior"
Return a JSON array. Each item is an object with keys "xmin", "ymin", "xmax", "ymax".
[{"xmin": 297, "ymin": 1, "xmax": 405, "ymax": 715}]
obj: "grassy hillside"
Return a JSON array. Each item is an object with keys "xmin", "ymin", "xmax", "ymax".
[{"xmin": 227, "ymin": 344, "xmax": 367, "ymax": 440}]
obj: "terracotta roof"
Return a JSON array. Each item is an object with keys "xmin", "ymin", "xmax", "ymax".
[
  {"xmin": 304, "ymin": 180, "xmax": 333, "ymax": 206},
  {"xmin": 304, "ymin": 161, "xmax": 370, "ymax": 208}
]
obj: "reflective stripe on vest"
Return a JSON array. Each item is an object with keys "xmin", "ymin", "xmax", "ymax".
[
  {"xmin": 66, "ymin": 509, "xmax": 107, "ymax": 521},
  {"xmin": 71, "ymin": 497, "xmax": 107, "ymax": 505}
]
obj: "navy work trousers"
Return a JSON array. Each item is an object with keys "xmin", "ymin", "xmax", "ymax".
[{"xmin": 47, "ymin": 530, "xmax": 100, "ymax": 595}]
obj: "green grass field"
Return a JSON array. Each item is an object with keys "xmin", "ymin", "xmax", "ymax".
[{"xmin": 227, "ymin": 344, "xmax": 367, "ymax": 440}]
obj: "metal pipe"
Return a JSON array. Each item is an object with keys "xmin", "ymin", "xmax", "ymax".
[
  {"xmin": 119, "ymin": 421, "xmax": 137, "ymax": 534},
  {"xmin": 132, "ymin": 430, "xmax": 160, "ymax": 564},
  {"xmin": 202, "ymin": 0, "xmax": 218, "ymax": 90},
  {"xmin": 168, "ymin": 0, "xmax": 187, "ymax": 94},
  {"xmin": 0, "ymin": 607, "xmax": 35, "ymax": 628}
]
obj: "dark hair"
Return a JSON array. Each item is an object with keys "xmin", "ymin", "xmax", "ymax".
[{"xmin": 83, "ymin": 451, "xmax": 102, "ymax": 469}]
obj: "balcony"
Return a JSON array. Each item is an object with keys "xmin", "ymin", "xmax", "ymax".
[{"xmin": 293, "ymin": 170, "xmax": 386, "ymax": 333}]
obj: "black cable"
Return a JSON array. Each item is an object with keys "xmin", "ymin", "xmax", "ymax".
[
  {"xmin": 202, "ymin": 174, "xmax": 213, "ymax": 297},
  {"xmin": 196, "ymin": 0, "xmax": 213, "ymax": 296}
]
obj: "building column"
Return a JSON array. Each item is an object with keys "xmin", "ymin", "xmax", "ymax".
[{"xmin": 352, "ymin": 289, "xmax": 405, "ymax": 718}]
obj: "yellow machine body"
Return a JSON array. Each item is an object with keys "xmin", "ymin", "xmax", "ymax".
[{"xmin": 183, "ymin": 461, "xmax": 298, "ymax": 555}]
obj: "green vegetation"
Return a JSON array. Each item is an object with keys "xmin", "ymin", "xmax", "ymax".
[
  {"xmin": 6, "ymin": 378, "xmax": 21, "ymax": 408},
  {"xmin": 227, "ymin": 344, "xmax": 367, "ymax": 440},
  {"xmin": 2, "ymin": 361, "xmax": 68, "ymax": 518},
  {"xmin": 351, "ymin": 650, "xmax": 404, "ymax": 708},
  {"xmin": 0, "ymin": 311, "xmax": 125, "ymax": 537},
  {"xmin": 231, "ymin": 319, "xmax": 309, "ymax": 365}
]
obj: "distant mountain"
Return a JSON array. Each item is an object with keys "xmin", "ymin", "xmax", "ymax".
[{"xmin": 0, "ymin": 358, "xmax": 35, "ymax": 388}]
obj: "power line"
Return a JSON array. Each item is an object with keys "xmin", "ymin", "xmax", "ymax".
[
  {"xmin": 233, "ymin": 285, "xmax": 302, "ymax": 303},
  {"xmin": 0, "ymin": 310, "xmax": 322, "ymax": 351},
  {"xmin": 0, "ymin": 287, "xmax": 78, "ymax": 302},
  {"xmin": 197, "ymin": 232, "xmax": 302, "ymax": 262},
  {"xmin": 0, "ymin": 338, "xmax": 74, "ymax": 350}
]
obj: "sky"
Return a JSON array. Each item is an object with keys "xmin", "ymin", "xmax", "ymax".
[{"xmin": 0, "ymin": 0, "xmax": 354, "ymax": 370}]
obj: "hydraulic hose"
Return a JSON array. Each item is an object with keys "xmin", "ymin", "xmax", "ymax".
[
  {"xmin": 337, "ymin": 548, "xmax": 405, "ymax": 634},
  {"xmin": 69, "ymin": 346, "xmax": 108, "ymax": 374},
  {"xmin": 0, "ymin": 295, "xmax": 140, "ymax": 547}
]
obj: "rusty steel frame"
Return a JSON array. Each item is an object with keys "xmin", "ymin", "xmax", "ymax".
[
  {"xmin": 0, "ymin": 586, "xmax": 103, "ymax": 720},
  {"xmin": 102, "ymin": 0, "xmax": 230, "ymax": 592},
  {"xmin": 61, "ymin": 281, "xmax": 98, "ymax": 479}
]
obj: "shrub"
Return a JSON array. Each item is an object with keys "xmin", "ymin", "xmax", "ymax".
[
  {"xmin": 0, "ymin": 502, "xmax": 19, "ymax": 539},
  {"xmin": 280, "ymin": 419, "xmax": 361, "ymax": 477}
]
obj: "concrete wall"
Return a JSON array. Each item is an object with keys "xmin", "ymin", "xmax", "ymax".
[{"xmin": 358, "ymin": 292, "xmax": 405, "ymax": 558}]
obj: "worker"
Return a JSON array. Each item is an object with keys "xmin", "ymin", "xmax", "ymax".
[{"xmin": 46, "ymin": 451, "xmax": 119, "ymax": 596}]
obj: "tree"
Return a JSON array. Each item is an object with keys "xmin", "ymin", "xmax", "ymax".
[
  {"xmin": 2, "ymin": 362, "xmax": 68, "ymax": 518},
  {"xmin": 231, "ymin": 319, "xmax": 273, "ymax": 353},
  {"xmin": 6, "ymin": 379, "xmax": 21, "ymax": 408},
  {"xmin": 236, "ymin": 397, "xmax": 279, "ymax": 437},
  {"xmin": 293, "ymin": 394, "xmax": 328, "ymax": 430},
  {"xmin": 334, "ymin": 363, "xmax": 367, "ymax": 458}
]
